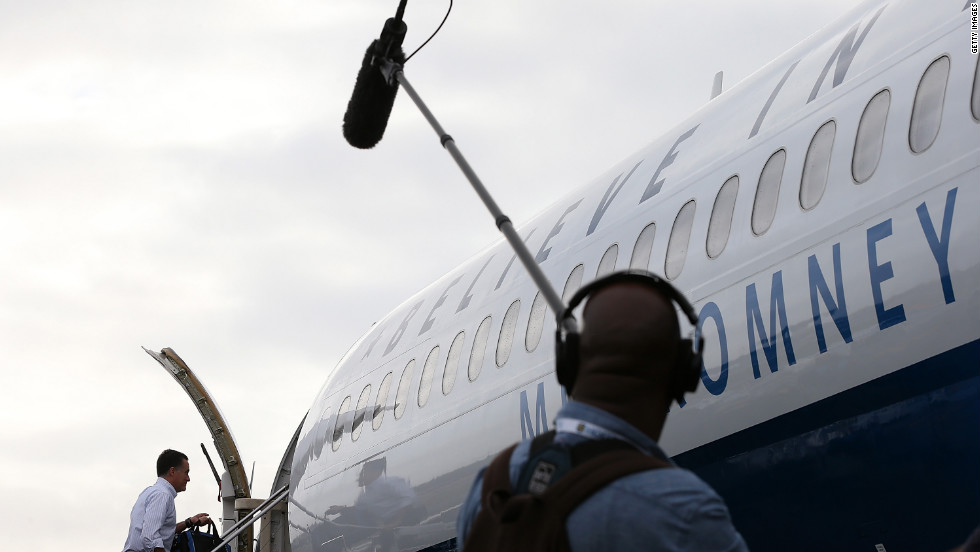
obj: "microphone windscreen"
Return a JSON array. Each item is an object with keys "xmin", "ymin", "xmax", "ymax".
[{"xmin": 342, "ymin": 41, "xmax": 406, "ymax": 149}]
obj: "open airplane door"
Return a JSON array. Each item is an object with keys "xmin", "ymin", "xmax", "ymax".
[{"xmin": 143, "ymin": 346, "xmax": 254, "ymax": 552}]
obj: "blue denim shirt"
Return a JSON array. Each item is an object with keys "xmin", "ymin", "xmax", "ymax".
[{"xmin": 457, "ymin": 401, "xmax": 749, "ymax": 551}]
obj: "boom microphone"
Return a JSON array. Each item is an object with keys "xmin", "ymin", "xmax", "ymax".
[
  {"xmin": 342, "ymin": 5, "xmax": 408, "ymax": 149},
  {"xmin": 342, "ymin": 0, "xmax": 572, "ymax": 350}
]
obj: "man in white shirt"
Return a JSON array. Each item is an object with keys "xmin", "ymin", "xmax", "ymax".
[{"xmin": 122, "ymin": 449, "xmax": 211, "ymax": 552}]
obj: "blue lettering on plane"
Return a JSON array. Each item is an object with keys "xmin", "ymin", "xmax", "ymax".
[
  {"xmin": 361, "ymin": 323, "xmax": 388, "ymax": 360},
  {"xmin": 867, "ymin": 219, "xmax": 907, "ymax": 331},
  {"xmin": 750, "ymin": 61, "xmax": 800, "ymax": 139},
  {"xmin": 459, "ymin": 255, "xmax": 496, "ymax": 313},
  {"xmin": 420, "ymin": 275, "xmax": 463, "ymax": 335},
  {"xmin": 751, "ymin": 7, "xmax": 883, "ymax": 138},
  {"xmin": 746, "ymin": 270, "xmax": 797, "ymax": 379},
  {"xmin": 517, "ymin": 187, "xmax": 960, "ymax": 428},
  {"xmin": 808, "ymin": 6, "xmax": 886, "ymax": 103},
  {"xmin": 640, "ymin": 125, "xmax": 699, "ymax": 203},
  {"xmin": 697, "ymin": 302, "xmax": 729, "ymax": 396},
  {"xmin": 495, "ymin": 230, "xmax": 535, "ymax": 291},
  {"xmin": 916, "ymin": 188, "xmax": 957, "ymax": 304},
  {"xmin": 519, "ymin": 382, "xmax": 549, "ymax": 439},
  {"xmin": 536, "ymin": 200, "xmax": 583, "ymax": 263},
  {"xmin": 808, "ymin": 242, "xmax": 853, "ymax": 354},
  {"xmin": 588, "ymin": 161, "xmax": 642, "ymax": 236},
  {"xmin": 519, "ymin": 382, "xmax": 568, "ymax": 439},
  {"xmin": 384, "ymin": 300, "xmax": 424, "ymax": 356}
]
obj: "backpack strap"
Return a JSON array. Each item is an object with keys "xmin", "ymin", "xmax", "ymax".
[
  {"xmin": 463, "ymin": 444, "xmax": 522, "ymax": 552},
  {"xmin": 465, "ymin": 435, "xmax": 672, "ymax": 552},
  {"xmin": 540, "ymin": 447, "xmax": 672, "ymax": 521},
  {"xmin": 514, "ymin": 430, "xmax": 565, "ymax": 495},
  {"xmin": 515, "ymin": 432, "xmax": 639, "ymax": 495},
  {"xmin": 479, "ymin": 443, "xmax": 519, "ymax": 521},
  {"xmin": 528, "ymin": 429, "xmax": 558, "ymax": 456},
  {"xmin": 473, "ymin": 431, "xmax": 562, "ymax": 528}
]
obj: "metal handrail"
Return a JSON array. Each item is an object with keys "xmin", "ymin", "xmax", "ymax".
[{"xmin": 210, "ymin": 485, "xmax": 289, "ymax": 552}]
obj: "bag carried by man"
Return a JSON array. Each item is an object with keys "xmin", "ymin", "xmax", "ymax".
[
  {"xmin": 171, "ymin": 520, "xmax": 230, "ymax": 552},
  {"xmin": 463, "ymin": 430, "xmax": 672, "ymax": 552}
]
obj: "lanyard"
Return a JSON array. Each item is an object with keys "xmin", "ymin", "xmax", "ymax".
[{"xmin": 556, "ymin": 418, "xmax": 636, "ymax": 446}]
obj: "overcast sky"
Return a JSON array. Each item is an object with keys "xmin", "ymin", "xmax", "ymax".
[{"xmin": 0, "ymin": 1, "xmax": 856, "ymax": 549}]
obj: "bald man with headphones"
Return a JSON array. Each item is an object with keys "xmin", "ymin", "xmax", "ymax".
[{"xmin": 457, "ymin": 271, "xmax": 748, "ymax": 551}]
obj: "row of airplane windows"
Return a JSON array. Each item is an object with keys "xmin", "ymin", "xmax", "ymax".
[{"xmin": 327, "ymin": 53, "xmax": 980, "ymax": 452}]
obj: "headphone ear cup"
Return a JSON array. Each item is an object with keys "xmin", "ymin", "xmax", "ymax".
[
  {"xmin": 670, "ymin": 338, "xmax": 701, "ymax": 402},
  {"xmin": 554, "ymin": 328, "xmax": 567, "ymax": 388},
  {"xmin": 555, "ymin": 329, "xmax": 580, "ymax": 393}
]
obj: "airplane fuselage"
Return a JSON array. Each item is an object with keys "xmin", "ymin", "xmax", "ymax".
[{"xmin": 288, "ymin": 0, "xmax": 980, "ymax": 550}]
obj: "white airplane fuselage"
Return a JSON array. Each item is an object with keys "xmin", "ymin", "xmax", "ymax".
[{"xmin": 287, "ymin": 0, "xmax": 980, "ymax": 550}]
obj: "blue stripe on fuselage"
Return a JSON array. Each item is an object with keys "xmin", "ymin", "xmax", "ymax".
[{"xmin": 674, "ymin": 340, "xmax": 980, "ymax": 551}]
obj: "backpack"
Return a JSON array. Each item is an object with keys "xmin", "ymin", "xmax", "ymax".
[
  {"xmin": 171, "ymin": 520, "xmax": 230, "ymax": 552},
  {"xmin": 463, "ymin": 430, "xmax": 672, "ymax": 552}
]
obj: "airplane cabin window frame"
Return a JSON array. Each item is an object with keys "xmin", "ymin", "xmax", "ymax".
[
  {"xmin": 751, "ymin": 148, "xmax": 787, "ymax": 236},
  {"xmin": 909, "ymin": 55, "xmax": 950, "ymax": 153},
  {"xmin": 372, "ymin": 371, "xmax": 393, "ymax": 431},
  {"xmin": 468, "ymin": 316, "xmax": 492, "ymax": 382},
  {"xmin": 351, "ymin": 384, "xmax": 372, "ymax": 441},
  {"xmin": 706, "ymin": 175, "xmax": 739, "ymax": 259},
  {"xmin": 418, "ymin": 345, "xmax": 440, "ymax": 408},
  {"xmin": 394, "ymin": 359, "xmax": 416, "ymax": 420},
  {"xmin": 496, "ymin": 300, "xmax": 522, "ymax": 367},
  {"xmin": 665, "ymin": 200, "xmax": 697, "ymax": 280},
  {"xmin": 800, "ymin": 119, "xmax": 836, "ymax": 210},
  {"xmin": 443, "ymin": 331, "xmax": 465, "ymax": 395},
  {"xmin": 853, "ymin": 89, "xmax": 891, "ymax": 184},
  {"xmin": 562, "ymin": 264, "xmax": 586, "ymax": 302},
  {"xmin": 596, "ymin": 244, "xmax": 619, "ymax": 278},
  {"xmin": 629, "ymin": 223, "xmax": 657, "ymax": 270},
  {"xmin": 525, "ymin": 292, "xmax": 547, "ymax": 353},
  {"xmin": 331, "ymin": 394, "xmax": 352, "ymax": 451}
]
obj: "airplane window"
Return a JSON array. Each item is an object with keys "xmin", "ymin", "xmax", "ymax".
[
  {"xmin": 351, "ymin": 384, "xmax": 372, "ymax": 441},
  {"xmin": 909, "ymin": 55, "xmax": 950, "ymax": 153},
  {"xmin": 372, "ymin": 372, "xmax": 393, "ymax": 430},
  {"xmin": 665, "ymin": 200, "xmax": 696, "ymax": 280},
  {"xmin": 800, "ymin": 120, "xmax": 836, "ymax": 210},
  {"xmin": 973, "ymin": 53, "xmax": 980, "ymax": 121},
  {"xmin": 525, "ymin": 292, "xmax": 547, "ymax": 353},
  {"xmin": 706, "ymin": 176, "xmax": 739, "ymax": 259},
  {"xmin": 394, "ymin": 359, "xmax": 416, "ymax": 420},
  {"xmin": 597, "ymin": 244, "xmax": 619, "ymax": 278},
  {"xmin": 751, "ymin": 149, "xmax": 787, "ymax": 235},
  {"xmin": 496, "ymin": 300, "xmax": 522, "ymax": 367},
  {"xmin": 562, "ymin": 264, "xmax": 585, "ymax": 302},
  {"xmin": 443, "ymin": 331, "xmax": 465, "ymax": 395},
  {"xmin": 629, "ymin": 223, "xmax": 656, "ymax": 270},
  {"xmin": 331, "ymin": 395, "xmax": 351, "ymax": 451},
  {"xmin": 853, "ymin": 90, "xmax": 890, "ymax": 183},
  {"xmin": 468, "ymin": 316, "xmax": 492, "ymax": 381},
  {"xmin": 311, "ymin": 403, "xmax": 329, "ymax": 459},
  {"xmin": 418, "ymin": 346, "xmax": 440, "ymax": 408}
]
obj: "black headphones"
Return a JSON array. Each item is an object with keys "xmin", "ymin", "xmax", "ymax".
[{"xmin": 554, "ymin": 270, "xmax": 703, "ymax": 402}]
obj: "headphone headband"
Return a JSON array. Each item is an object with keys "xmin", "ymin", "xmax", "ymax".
[
  {"xmin": 555, "ymin": 270, "xmax": 703, "ymax": 399},
  {"xmin": 562, "ymin": 270, "xmax": 698, "ymax": 327}
]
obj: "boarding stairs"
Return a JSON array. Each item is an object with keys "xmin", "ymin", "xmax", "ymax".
[{"xmin": 211, "ymin": 485, "xmax": 290, "ymax": 552}]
